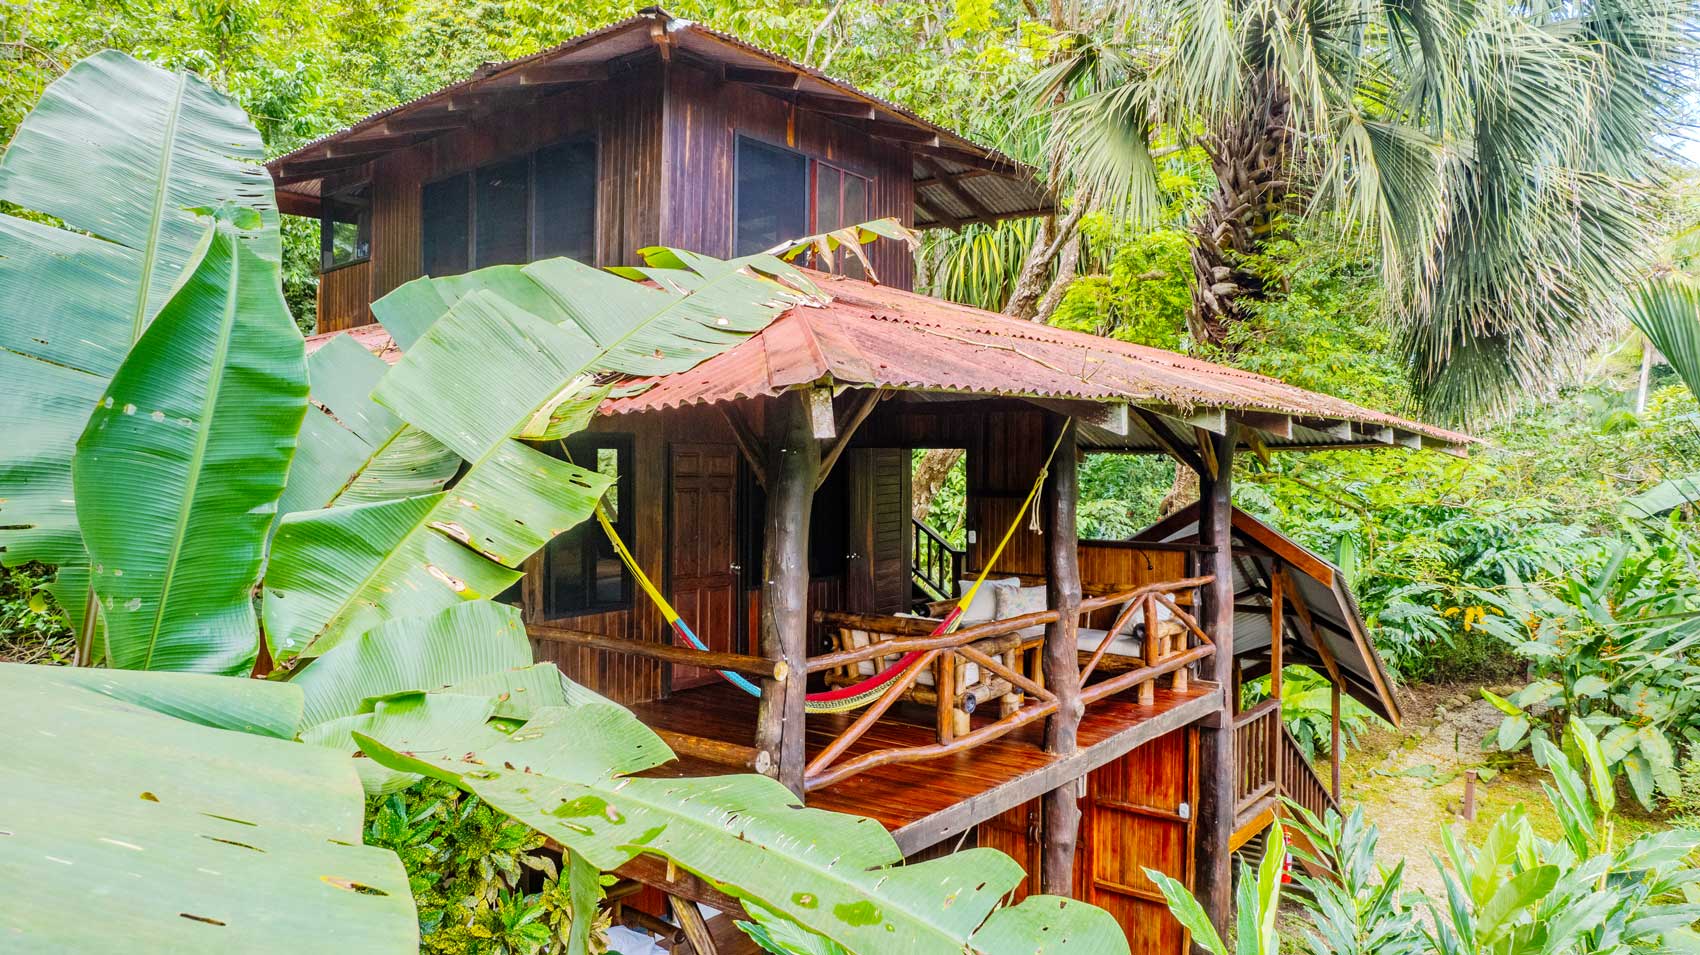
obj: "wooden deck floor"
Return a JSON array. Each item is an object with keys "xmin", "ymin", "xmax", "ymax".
[{"xmin": 629, "ymin": 679, "xmax": 1221, "ymax": 854}]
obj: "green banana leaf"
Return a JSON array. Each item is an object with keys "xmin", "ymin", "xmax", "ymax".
[
  {"xmin": 265, "ymin": 252, "xmax": 823, "ymax": 659},
  {"xmin": 0, "ymin": 663, "xmax": 413, "ymax": 953},
  {"xmin": 353, "ymin": 691, "xmax": 1131, "ymax": 955},
  {"xmin": 45, "ymin": 665, "xmax": 302, "ymax": 738},
  {"xmin": 278, "ymin": 332, "xmax": 458, "ymax": 518},
  {"xmin": 73, "ymin": 223, "xmax": 307, "ymax": 674},
  {"xmin": 0, "ymin": 51, "xmax": 278, "ymax": 636},
  {"xmin": 290, "ymin": 600, "xmax": 533, "ymax": 729}
]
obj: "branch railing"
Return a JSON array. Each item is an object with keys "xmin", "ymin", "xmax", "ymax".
[
  {"xmin": 911, "ymin": 518, "xmax": 964, "ymax": 601},
  {"xmin": 802, "ymin": 576, "xmax": 1216, "ymax": 791}
]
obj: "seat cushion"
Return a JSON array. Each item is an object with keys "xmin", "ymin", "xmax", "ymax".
[
  {"xmin": 1077, "ymin": 627, "xmax": 1143, "ymax": 659},
  {"xmin": 956, "ymin": 576, "xmax": 1019, "ymax": 624}
]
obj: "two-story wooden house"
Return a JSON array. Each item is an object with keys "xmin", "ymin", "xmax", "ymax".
[{"xmin": 271, "ymin": 9, "xmax": 1456, "ymax": 952}]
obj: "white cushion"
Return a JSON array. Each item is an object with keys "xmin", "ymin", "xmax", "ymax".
[
  {"xmin": 1078, "ymin": 627, "xmax": 1143, "ymax": 658},
  {"xmin": 957, "ymin": 577, "xmax": 1019, "ymax": 624}
]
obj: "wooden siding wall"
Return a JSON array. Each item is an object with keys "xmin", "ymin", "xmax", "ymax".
[
  {"xmin": 528, "ymin": 397, "xmax": 853, "ymax": 703},
  {"xmin": 358, "ymin": 61, "xmax": 666, "ymax": 318},
  {"xmin": 316, "ymin": 261, "xmax": 371, "ymax": 332},
  {"xmin": 659, "ymin": 59, "xmax": 916, "ymax": 289}
]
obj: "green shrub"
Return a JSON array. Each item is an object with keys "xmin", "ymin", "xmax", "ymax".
[
  {"xmin": 0, "ymin": 563, "xmax": 73, "ymax": 665},
  {"xmin": 365, "ymin": 780, "xmax": 611, "ymax": 955}
]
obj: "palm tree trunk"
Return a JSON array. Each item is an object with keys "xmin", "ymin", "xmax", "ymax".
[{"xmin": 1189, "ymin": 78, "xmax": 1293, "ymax": 347}]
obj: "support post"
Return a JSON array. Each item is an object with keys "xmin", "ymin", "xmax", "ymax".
[
  {"xmin": 756, "ymin": 392, "xmax": 819, "ymax": 796},
  {"xmin": 1041, "ymin": 416, "xmax": 1083, "ymax": 896},
  {"xmin": 1331, "ymin": 680, "xmax": 1342, "ymax": 799},
  {"xmin": 1192, "ymin": 424, "xmax": 1238, "ymax": 945},
  {"xmin": 1269, "ymin": 568, "xmax": 1283, "ymax": 799}
]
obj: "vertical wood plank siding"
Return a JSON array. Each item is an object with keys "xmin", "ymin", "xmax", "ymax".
[
  {"xmin": 362, "ymin": 64, "xmax": 666, "ymax": 314},
  {"xmin": 661, "ymin": 60, "xmax": 915, "ymax": 289},
  {"xmin": 315, "ymin": 261, "xmax": 372, "ymax": 331}
]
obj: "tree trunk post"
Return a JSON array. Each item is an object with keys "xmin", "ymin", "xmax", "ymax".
[
  {"xmin": 1041, "ymin": 415, "xmax": 1083, "ymax": 896},
  {"xmin": 1193, "ymin": 424, "xmax": 1238, "ymax": 945},
  {"xmin": 756, "ymin": 392, "xmax": 819, "ymax": 797}
]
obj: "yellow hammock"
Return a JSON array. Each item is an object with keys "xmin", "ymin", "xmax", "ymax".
[{"xmin": 594, "ymin": 423, "xmax": 1068, "ymax": 713}]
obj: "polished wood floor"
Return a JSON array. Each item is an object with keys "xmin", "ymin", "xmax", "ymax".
[{"xmin": 629, "ymin": 677, "xmax": 1220, "ymax": 852}]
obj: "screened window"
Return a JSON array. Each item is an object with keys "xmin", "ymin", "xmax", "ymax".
[
  {"xmin": 534, "ymin": 139, "xmax": 598, "ymax": 262},
  {"xmin": 813, "ymin": 163, "xmax": 871, "ymax": 278},
  {"xmin": 734, "ymin": 137, "xmax": 809, "ymax": 255},
  {"xmin": 319, "ymin": 183, "xmax": 371, "ymax": 271},
  {"xmin": 419, "ymin": 137, "xmax": 597, "ymax": 277},
  {"xmin": 543, "ymin": 435, "xmax": 632, "ymax": 616}
]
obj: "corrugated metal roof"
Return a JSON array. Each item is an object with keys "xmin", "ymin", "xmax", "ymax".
[
  {"xmin": 270, "ymin": 8, "xmax": 1051, "ymax": 225},
  {"xmin": 1133, "ymin": 504, "xmax": 1403, "ymax": 726},
  {"xmin": 304, "ymin": 268, "xmax": 1473, "ymax": 456}
]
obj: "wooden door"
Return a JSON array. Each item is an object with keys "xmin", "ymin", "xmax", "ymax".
[
  {"xmin": 971, "ymin": 728, "xmax": 1199, "ymax": 955},
  {"xmin": 846, "ymin": 448, "xmax": 912, "ymax": 613},
  {"xmin": 976, "ymin": 801, "xmax": 1044, "ymax": 902},
  {"xmin": 669, "ymin": 444, "xmax": 740, "ymax": 691},
  {"xmin": 1078, "ymin": 728, "xmax": 1199, "ymax": 955}
]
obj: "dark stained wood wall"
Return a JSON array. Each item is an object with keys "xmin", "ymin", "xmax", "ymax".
[
  {"xmin": 359, "ymin": 60, "xmax": 666, "ymax": 316},
  {"xmin": 659, "ymin": 59, "xmax": 916, "ymax": 289},
  {"xmin": 316, "ymin": 261, "xmax": 371, "ymax": 332}
]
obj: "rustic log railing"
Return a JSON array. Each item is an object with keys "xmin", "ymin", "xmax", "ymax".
[
  {"xmin": 1278, "ymin": 726, "xmax": 1337, "ymax": 821},
  {"xmin": 801, "ymin": 576, "xmax": 1216, "ymax": 791},
  {"xmin": 911, "ymin": 518, "xmax": 964, "ymax": 600}
]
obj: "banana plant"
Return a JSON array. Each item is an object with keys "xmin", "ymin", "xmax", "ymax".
[
  {"xmin": 0, "ymin": 51, "xmax": 280, "ymax": 647},
  {"xmin": 350, "ymin": 682, "xmax": 1131, "ymax": 955},
  {"xmin": 0, "ymin": 662, "xmax": 415, "ymax": 952}
]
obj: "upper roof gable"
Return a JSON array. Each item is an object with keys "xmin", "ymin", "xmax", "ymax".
[{"xmin": 266, "ymin": 8, "xmax": 1052, "ymax": 227}]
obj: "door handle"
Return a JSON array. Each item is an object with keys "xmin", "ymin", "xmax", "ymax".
[{"xmin": 729, "ymin": 563, "xmax": 741, "ymax": 571}]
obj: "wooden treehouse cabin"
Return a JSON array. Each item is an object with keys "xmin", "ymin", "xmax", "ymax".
[{"xmin": 273, "ymin": 9, "xmax": 1460, "ymax": 953}]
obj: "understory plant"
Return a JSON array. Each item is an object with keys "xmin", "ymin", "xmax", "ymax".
[
  {"xmin": 366, "ymin": 781, "xmax": 613, "ymax": 955},
  {"xmin": 1154, "ymin": 720, "xmax": 1700, "ymax": 955},
  {"xmin": 1480, "ymin": 534, "xmax": 1700, "ymax": 809}
]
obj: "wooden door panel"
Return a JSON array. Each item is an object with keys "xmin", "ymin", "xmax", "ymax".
[
  {"xmin": 670, "ymin": 444, "xmax": 739, "ymax": 691},
  {"xmin": 976, "ymin": 801, "xmax": 1043, "ymax": 902},
  {"xmin": 847, "ymin": 448, "xmax": 912, "ymax": 613},
  {"xmin": 1081, "ymin": 728, "xmax": 1198, "ymax": 955}
]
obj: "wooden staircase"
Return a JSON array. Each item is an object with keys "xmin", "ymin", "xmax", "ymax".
[
  {"xmin": 911, "ymin": 517, "xmax": 964, "ymax": 601},
  {"xmin": 1229, "ymin": 701, "xmax": 1337, "ymax": 851}
]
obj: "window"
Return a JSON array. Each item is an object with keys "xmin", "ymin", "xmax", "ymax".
[
  {"xmin": 542, "ymin": 435, "xmax": 632, "ymax": 616},
  {"xmin": 813, "ymin": 163, "xmax": 871, "ymax": 278},
  {"xmin": 319, "ymin": 183, "xmax": 371, "ymax": 271},
  {"xmin": 734, "ymin": 137, "xmax": 809, "ymax": 255},
  {"xmin": 419, "ymin": 137, "xmax": 597, "ymax": 277}
]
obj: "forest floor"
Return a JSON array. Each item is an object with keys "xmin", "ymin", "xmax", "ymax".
[{"xmin": 1341, "ymin": 682, "xmax": 1675, "ymax": 902}]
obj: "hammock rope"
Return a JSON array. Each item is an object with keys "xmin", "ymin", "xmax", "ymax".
[{"xmin": 592, "ymin": 421, "xmax": 1070, "ymax": 714}]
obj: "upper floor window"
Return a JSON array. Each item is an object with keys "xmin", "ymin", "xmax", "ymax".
[
  {"xmin": 422, "ymin": 137, "xmax": 597, "ymax": 278},
  {"xmin": 320, "ymin": 182, "xmax": 371, "ymax": 271},
  {"xmin": 542, "ymin": 434, "xmax": 632, "ymax": 617},
  {"xmin": 734, "ymin": 137, "xmax": 810, "ymax": 256},
  {"xmin": 733, "ymin": 137, "xmax": 871, "ymax": 274}
]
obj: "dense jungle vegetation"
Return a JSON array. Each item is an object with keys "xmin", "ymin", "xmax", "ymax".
[{"xmin": 5, "ymin": 0, "xmax": 1700, "ymax": 950}]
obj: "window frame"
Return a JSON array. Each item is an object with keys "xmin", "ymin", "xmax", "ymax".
[
  {"xmin": 418, "ymin": 134, "xmax": 599, "ymax": 277},
  {"xmin": 732, "ymin": 134, "xmax": 811, "ymax": 257},
  {"xmin": 541, "ymin": 432, "xmax": 635, "ymax": 618},
  {"xmin": 319, "ymin": 182, "xmax": 373, "ymax": 273}
]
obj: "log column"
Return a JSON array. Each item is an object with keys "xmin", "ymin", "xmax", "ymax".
[
  {"xmin": 1193, "ymin": 424, "xmax": 1238, "ymax": 944},
  {"xmin": 756, "ymin": 392, "xmax": 819, "ymax": 796},
  {"xmin": 1041, "ymin": 415, "xmax": 1083, "ymax": 895}
]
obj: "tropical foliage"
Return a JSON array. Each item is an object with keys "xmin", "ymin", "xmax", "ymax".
[{"xmin": 1156, "ymin": 721, "xmax": 1700, "ymax": 955}]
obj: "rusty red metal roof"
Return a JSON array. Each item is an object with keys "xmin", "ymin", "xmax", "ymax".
[{"xmin": 305, "ymin": 271, "xmax": 1473, "ymax": 453}]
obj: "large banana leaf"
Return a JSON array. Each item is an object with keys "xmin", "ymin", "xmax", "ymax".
[
  {"xmin": 73, "ymin": 223, "xmax": 307, "ymax": 674},
  {"xmin": 264, "ymin": 253, "xmax": 823, "ymax": 659},
  {"xmin": 0, "ymin": 663, "xmax": 413, "ymax": 953},
  {"xmin": 0, "ymin": 52, "xmax": 278, "ymax": 635},
  {"xmin": 278, "ymin": 332, "xmax": 458, "ymax": 518},
  {"xmin": 354, "ymin": 692, "xmax": 1131, "ymax": 955}
]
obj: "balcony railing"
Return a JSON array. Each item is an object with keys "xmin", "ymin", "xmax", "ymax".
[
  {"xmin": 911, "ymin": 518, "xmax": 964, "ymax": 601},
  {"xmin": 801, "ymin": 576, "xmax": 1216, "ymax": 791}
]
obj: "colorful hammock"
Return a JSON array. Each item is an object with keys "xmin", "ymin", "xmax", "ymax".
[{"xmin": 593, "ymin": 424, "xmax": 1069, "ymax": 714}]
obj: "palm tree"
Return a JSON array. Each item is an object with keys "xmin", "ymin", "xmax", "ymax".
[{"xmin": 1050, "ymin": 0, "xmax": 1694, "ymax": 417}]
